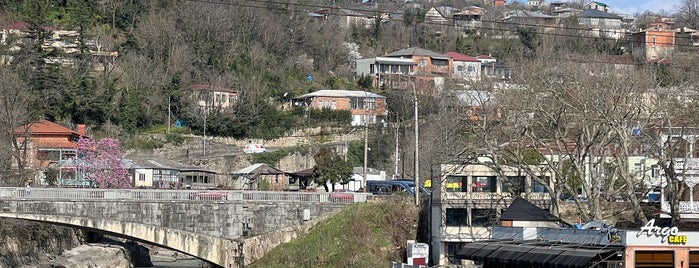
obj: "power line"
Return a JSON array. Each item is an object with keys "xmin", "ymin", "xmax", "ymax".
[
  {"xmin": 181, "ymin": 0, "xmax": 698, "ymax": 69},
  {"xmin": 185, "ymin": 0, "xmax": 698, "ymax": 47}
]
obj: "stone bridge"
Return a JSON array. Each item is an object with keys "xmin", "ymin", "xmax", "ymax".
[{"xmin": 0, "ymin": 188, "xmax": 368, "ymax": 267}]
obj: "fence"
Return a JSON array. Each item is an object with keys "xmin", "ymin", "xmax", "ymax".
[{"xmin": 0, "ymin": 187, "xmax": 370, "ymax": 203}]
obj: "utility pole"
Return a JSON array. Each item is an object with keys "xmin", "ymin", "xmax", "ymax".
[
  {"xmin": 363, "ymin": 120, "xmax": 369, "ymax": 193},
  {"xmin": 393, "ymin": 116, "xmax": 400, "ymax": 180},
  {"xmin": 167, "ymin": 95, "xmax": 171, "ymax": 134},
  {"xmin": 411, "ymin": 82, "xmax": 419, "ymax": 206}
]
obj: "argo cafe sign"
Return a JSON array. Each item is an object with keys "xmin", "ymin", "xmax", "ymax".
[{"xmin": 628, "ymin": 219, "xmax": 689, "ymax": 245}]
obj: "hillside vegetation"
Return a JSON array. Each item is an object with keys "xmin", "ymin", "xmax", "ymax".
[{"xmin": 250, "ymin": 198, "xmax": 418, "ymax": 268}]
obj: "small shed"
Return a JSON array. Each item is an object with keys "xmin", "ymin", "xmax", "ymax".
[{"xmin": 231, "ymin": 163, "xmax": 287, "ymax": 190}]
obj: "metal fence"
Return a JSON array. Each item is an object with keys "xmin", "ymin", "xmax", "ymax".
[{"xmin": 0, "ymin": 187, "xmax": 370, "ymax": 203}]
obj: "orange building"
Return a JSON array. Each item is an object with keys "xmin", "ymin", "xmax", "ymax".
[
  {"xmin": 12, "ymin": 120, "xmax": 86, "ymax": 185},
  {"xmin": 632, "ymin": 23, "xmax": 675, "ymax": 61},
  {"xmin": 293, "ymin": 89, "xmax": 387, "ymax": 126}
]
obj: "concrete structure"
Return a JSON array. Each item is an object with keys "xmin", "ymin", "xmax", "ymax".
[
  {"xmin": 444, "ymin": 52, "xmax": 481, "ymax": 82},
  {"xmin": 188, "ymin": 84, "xmax": 239, "ymax": 112},
  {"xmin": 293, "ymin": 89, "xmax": 387, "ymax": 126},
  {"xmin": 429, "ymin": 163, "xmax": 554, "ymax": 265},
  {"xmin": 0, "ymin": 188, "xmax": 368, "ymax": 267},
  {"xmin": 631, "ymin": 25, "xmax": 675, "ymax": 61},
  {"xmin": 578, "ymin": 9, "xmax": 624, "ymax": 39}
]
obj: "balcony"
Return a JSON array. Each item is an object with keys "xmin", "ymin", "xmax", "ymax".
[
  {"xmin": 443, "ymin": 191, "xmax": 550, "ymax": 201},
  {"xmin": 661, "ymin": 201, "xmax": 699, "ymax": 214}
]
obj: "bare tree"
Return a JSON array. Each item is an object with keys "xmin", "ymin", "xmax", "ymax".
[
  {"xmin": 0, "ymin": 69, "xmax": 37, "ymax": 186},
  {"xmin": 677, "ymin": 0, "xmax": 699, "ymax": 29}
]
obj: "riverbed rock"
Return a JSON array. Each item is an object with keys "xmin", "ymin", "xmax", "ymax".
[{"xmin": 52, "ymin": 243, "xmax": 133, "ymax": 268}]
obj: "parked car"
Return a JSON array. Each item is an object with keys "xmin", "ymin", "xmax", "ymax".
[
  {"xmin": 189, "ymin": 191, "xmax": 228, "ymax": 200},
  {"xmin": 243, "ymin": 143, "xmax": 266, "ymax": 154},
  {"xmin": 366, "ymin": 180, "xmax": 430, "ymax": 196},
  {"xmin": 329, "ymin": 189, "xmax": 355, "ymax": 202}
]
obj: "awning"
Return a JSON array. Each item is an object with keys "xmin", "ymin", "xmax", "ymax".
[
  {"xmin": 548, "ymin": 248, "xmax": 605, "ymax": 268},
  {"xmin": 469, "ymin": 244, "xmax": 502, "ymax": 261},
  {"xmin": 456, "ymin": 242, "xmax": 486, "ymax": 258},
  {"xmin": 515, "ymin": 247, "xmax": 565, "ymax": 266},
  {"xmin": 485, "ymin": 245, "xmax": 531, "ymax": 264}
]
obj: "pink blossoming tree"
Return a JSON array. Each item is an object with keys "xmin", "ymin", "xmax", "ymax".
[{"xmin": 77, "ymin": 137, "xmax": 131, "ymax": 188}]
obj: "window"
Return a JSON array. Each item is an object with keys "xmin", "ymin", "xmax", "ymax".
[
  {"xmin": 325, "ymin": 100, "xmax": 330, "ymax": 109},
  {"xmin": 446, "ymin": 208, "xmax": 468, "ymax": 226},
  {"xmin": 445, "ymin": 176, "xmax": 466, "ymax": 192},
  {"xmin": 652, "ymin": 36, "xmax": 656, "ymax": 45},
  {"xmin": 532, "ymin": 178, "xmax": 548, "ymax": 193},
  {"xmin": 432, "ymin": 59, "xmax": 448, "ymax": 67},
  {"xmin": 331, "ymin": 100, "xmax": 337, "ymax": 110},
  {"xmin": 503, "ymin": 176, "xmax": 525, "ymax": 195},
  {"xmin": 228, "ymin": 95, "xmax": 237, "ymax": 104},
  {"xmin": 472, "ymin": 176, "xmax": 496, "ymax": 192},
  {"xmin": 457, "ymin": 65, "xmax": 464, "ymax": 72},
  {"xmin": 418, "ymin": 59, "xmax": 427, "ymax": 67},
  {"xmin": 471, "ymin": 208, "xmax": 497, "ymax": 227},
  {"xmin": 363, "ymin": 98, "xmax": 376, "ymax": 110},
  {"xmin": 467, "ymin": 66, "xmax": 476, "ymax": 72},
  {"xmin": 139, "ymin": 174, "xmax": 146, "ymax": 181}
]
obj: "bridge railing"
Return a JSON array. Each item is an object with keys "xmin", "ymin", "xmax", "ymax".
[{"xmin": 0, "ymin": 188, "xmax": 370, "ymax": 203}]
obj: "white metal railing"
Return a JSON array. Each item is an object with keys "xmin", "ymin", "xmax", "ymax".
[
  {"xmin": 663, "ymin": 201, "xmax": 699, "ymax": 213},
  {"xmin": 0, "ymin": 187, "xmax": 369, "ymax": 203},
  {"xmin": 443, "ymin": 191, "xmax": 551, "ymax": 200}
]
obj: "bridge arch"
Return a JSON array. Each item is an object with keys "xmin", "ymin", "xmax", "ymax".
[{"xmin": 0, "ymin": 212, "xmax": 240, "ymax": 267}]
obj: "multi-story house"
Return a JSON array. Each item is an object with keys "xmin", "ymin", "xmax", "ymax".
[
  {"xmin": 578, "ymin": 9, "xmax": 624, "ymax": 39},
  {"xmin": 12, "ymin": 120, "xmax": 86, "ymax": 185},
  {"xmin": 127, "ymin": 156, "xmax": 218, "ymax": 189},
  {"xmin": 311, "ymin": 8, "xmax": 373, "ymax": 28},
  {"xmin": 1, "ymin": 21, "xmax": 118, "ymax": 68},
  {"xmin": 452, "ymin": 6, "xmax": 486, "ymax": 31},
  {"xmin": 445, "ymin": 52, "xmax": 481, "ymax": 82},
  {"xmin": 355, "ymin": 47, "xmax": 453, "ymax": 93},
  {"xmin": 293, "ymin": 89, "xmax": 387, "ymax": 126},
  {"xmin": 528, "ymin": 0, "xmax": 547, "ymax": 8},
  {"xmin": 429, "ymin": 162, "xmax": 554, "ymax": 265},
  {"xmin": 500, "ymin": 10, "xmax": 558, "ymax": 32},
  {"xmin": 477, "ymin": 55, "xmax": 511, "ymax": 80},
  {"xmin": 587, "ymin": 1, "xmax": 610, "ymax": 12},
  {"xmin": 188, "ymin": 84, "xmax": 239, "ymax": 112},
  {"xmin": 631, "ymin": 23, "xmax": 675, "ymax": 61}
]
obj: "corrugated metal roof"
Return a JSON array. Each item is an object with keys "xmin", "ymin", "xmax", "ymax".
[
  {"xmin": 295, "ymin": 89, "xmax": 385, "ymax": 99},
  {"xmin": 384, "ymin": 47, "xmax": 450, "ymax": 59}
]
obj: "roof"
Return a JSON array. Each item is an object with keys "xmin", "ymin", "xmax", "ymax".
[
  {"xmin": 455, "ymin": 90, "xmax": 494, "ymax": 106},
  {"xmin": 579, "ymin": 9, "xmax": 622, "ymax": 19},
  {"xmin": 14, "ymin": 120, "xmax": 80, "ymax": 136},
  {"xmin": 233, "ymin": 163, "xmax": 285, "ymax": 176},
  {"xmin": 314, "ymin": 8, "xmax": 367, "ymax": 17},
  {"xmin": 500, "ymin": 197, "xmax": 561, "ymax": 221},
  {"xmin": 444, "ymin": 52, "xmax": 480, "ymax": 62},
  {"xmin": 189, "ymin": 84, "xmax": 237, "ymax": 93},
  {"xmin": 590, "ymin": 1, "xmax": 608, "ymax": 7},
  {"xmin": 384, "ymin": 47, "xmax": 450, "ymax": 60},
  {"xmin": 295, "ymin": 89, "xmax": 385, "ymax": 99},
  {"xmin": 502, "ymin": 10, "xmax": 555, "ymax": 19},
  {"xmin": 5, "ymin": 21, "xmax": 57, "ymax": 31},
  {"xmin": 128, "ymin": 156, "xmax": 217, "ymax": 173}
]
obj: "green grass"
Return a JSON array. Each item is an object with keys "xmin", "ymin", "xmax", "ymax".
[{"xmin": 250, "ymin": 199, "xmax": 418, "ymax": 268}]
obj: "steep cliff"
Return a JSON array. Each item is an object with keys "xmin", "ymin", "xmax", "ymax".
[{"xmin": 0, "ymin": 219, "xmax": 83, "ymax": 267}]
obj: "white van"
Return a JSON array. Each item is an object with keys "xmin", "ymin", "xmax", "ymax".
[{"xmin": 243, "ymin": 143, "xmax": 266, "ymax": 154}]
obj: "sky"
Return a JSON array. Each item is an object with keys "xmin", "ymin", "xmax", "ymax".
[{"xmin": 607, "ymin": 0, "xmax": 681, "ymax": 15}]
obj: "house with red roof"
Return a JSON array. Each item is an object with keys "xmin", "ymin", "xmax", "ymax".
[
  {"xmin": 445, "ymin": 52, "xmax": 482, "ymax": 82},
  {"xmin": 12, "ymin": 120, "xmax": 86, "ymax": 184}
]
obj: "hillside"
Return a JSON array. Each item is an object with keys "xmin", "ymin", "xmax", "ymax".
[{"xmin": 250, "ymin": 198, "xmax": 419, "ymax": 268}]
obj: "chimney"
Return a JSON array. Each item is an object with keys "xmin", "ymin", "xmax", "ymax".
[{"xmin": 76, "ymin": 124, "xmax": 86, "ymax": 136}]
